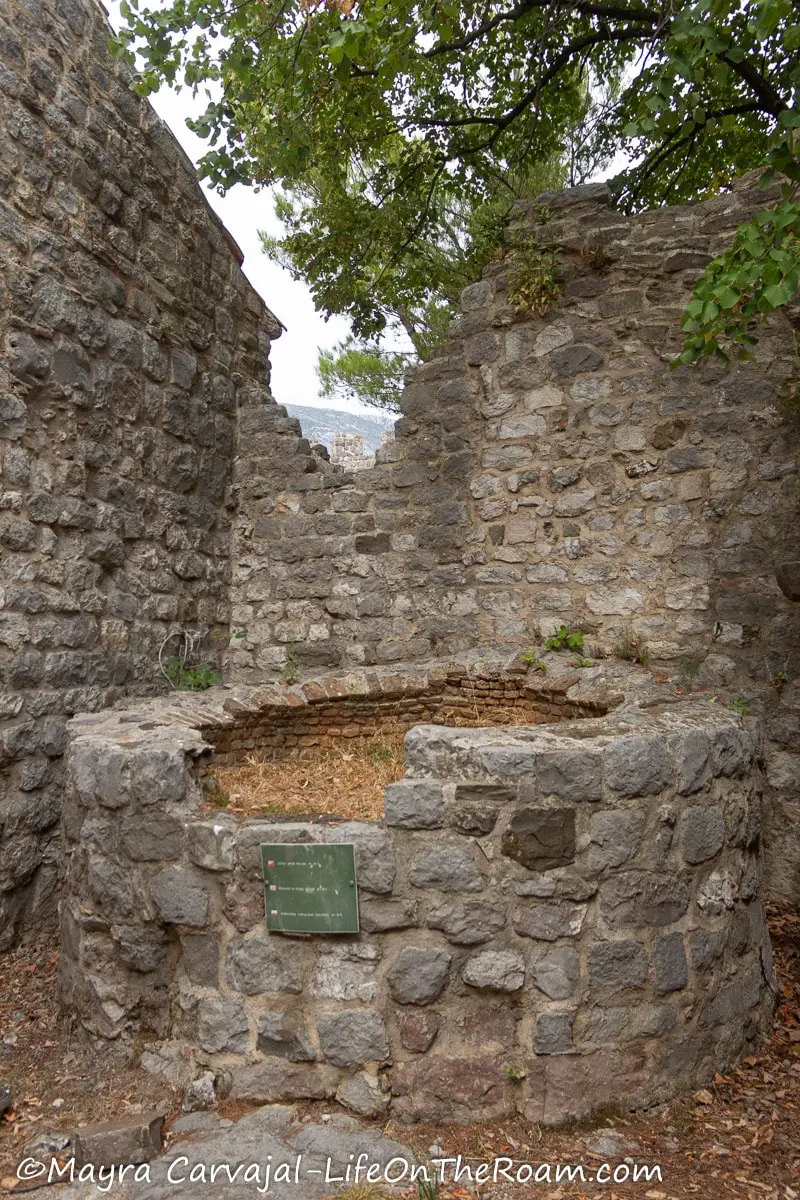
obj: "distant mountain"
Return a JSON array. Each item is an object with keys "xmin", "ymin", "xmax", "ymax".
[{"xmin": 285, "ymin": 404, "xmax": 396, "ymax": 453}]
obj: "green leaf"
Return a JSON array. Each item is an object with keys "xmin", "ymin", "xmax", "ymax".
[
  {"xmin": 762, "ymin": 283, "xmax": 792, "ymax": 307},
  {"xmin": 712, "ymin": 284, "xmax": 740, "ymax": 309}
]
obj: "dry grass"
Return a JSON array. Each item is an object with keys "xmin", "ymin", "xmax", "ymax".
[
  {"xmin": 209, "ymin": 703, "xmax": 543, "ymax": 821},
  {"xmin": 210, "ymin": 735, "xmax": 406, "ymax": 821}
]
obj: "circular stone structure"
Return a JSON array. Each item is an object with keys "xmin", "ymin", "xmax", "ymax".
[{"xmin": 60, "ymin": 656, "xmax": 777, "ymax": 1126}]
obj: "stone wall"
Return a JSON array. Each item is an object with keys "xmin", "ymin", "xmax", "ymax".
[
  {"xmin": 227, "ymin": 182, "xmax": 800, "ymax": 902},
  {"xmin": 0, "ymin": 0, "xmax": 283, "ymax": 947},
  {"xmin": 1, "ymin": 0, "xmax": 798, "ymax": 956},
  {"xmin": 60, "ymin": 662, "xmax": 776, "ymax": 1126}
]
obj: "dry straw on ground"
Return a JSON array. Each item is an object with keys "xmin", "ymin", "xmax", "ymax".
[{"xmin": 210, "ymin": 704, "xmax": 540, "ymax": 821}]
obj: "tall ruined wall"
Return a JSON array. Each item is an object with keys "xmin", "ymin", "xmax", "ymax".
[
  {"xmin": 1, "ymin": 0, "xmax": 798, "ymax": 955},
  {"xmin": 230, "ymin": 182, "xmax": 800, "ymax": 901},
  {"xmin": 0, "ymin": 0, "xmax": 282, "ymax": 948}
]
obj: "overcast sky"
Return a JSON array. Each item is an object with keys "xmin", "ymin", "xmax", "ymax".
[{"xmin": 105, "ymin": 2, "xmax": 364, "ymax": 415}]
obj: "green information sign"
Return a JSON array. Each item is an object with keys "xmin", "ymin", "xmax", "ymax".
[{"xmin": 261, "ymin": 843, "xmax": 359, "ymax": 934}]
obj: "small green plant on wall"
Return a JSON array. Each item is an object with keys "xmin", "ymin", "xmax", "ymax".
[
  {"xmin": 614, "ymin": 628, "xmax": 650, "ymax": 665},
  {"xmin": 506, "ymin": 225, "xmax": 561, "ymax": 317},
  {"xmin": 280, "ymin": 645, "xmax": 300, "ymax": 685},
  {"xmin": 545, "ymin": 625, "xmax": 584, "ymax": 652},
  {"xmin": 521, "ymin": 649, "xmax": 546, "ymax": 671},
  {"xmin": 159, "ymin": 629, "xmax": 223, "ymax": 692}
]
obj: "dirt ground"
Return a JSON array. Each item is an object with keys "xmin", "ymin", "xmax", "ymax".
[{"xmin": 0, "ymin": 906, "xmax": 798, "ymax": 1198}]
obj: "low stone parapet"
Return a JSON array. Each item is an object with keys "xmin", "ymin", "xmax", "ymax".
[{"xmin": 60, "ymin": 659, "xmax": 776, "ymax": 1125}]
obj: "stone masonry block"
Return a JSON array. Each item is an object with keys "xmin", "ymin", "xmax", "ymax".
[
  {"xmin": 73, "ymin": 1113, "xmax": 164, "ymax": 1168},
  {"xmin": 604, "ymin": 736, "xmax": 674, "ymax": 796},
  {"xmin": 588, "ymin": 939, "xmax": 649, "ymax": 996},
  {"xmin": 653, "ymin": 932, "xmax": 688, "ymax": 994},
  {"xmin": 427, "ymin": 900, "xmax": 507, "ymax": 945},
  {"xmin": 384, "ymin": 780, "xmax": 445, "ymax": 828},
  {"xmin": 316, "ymin": 1011, "xmax": 390, "ymax": 1067},
  {"xmin": 150, "ymin": 867, "xmax": 209, "ymax": 927},
  {"xmin": 408, "ymin": 844, "xmax": 484, "ymax": 892},
  {"xmin": 534, "ymin": 750, "xmax": 603, "ymax": 802},
  {"xmin": 387, "ymin": 946, "xmax": 452, "ymax": 1005},
  {"xmin": 680, "ymin": 805, "xmax": 725, "ymax": 864},
  {"xmin": 501, "ymin": 806, "xmax": 576, "ymax": 870},
  {"xmin": 462, "ymin": 949, "xmax": 525, "ymax": 992},
  {"xmin": 599, "ymin": 871, "xmax": 690, "ymax": 928}
]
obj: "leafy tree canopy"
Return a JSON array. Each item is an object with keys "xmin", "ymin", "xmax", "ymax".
[{"xmin": 114, "ymin": 0, "xmax": 799, "ymax": 373}]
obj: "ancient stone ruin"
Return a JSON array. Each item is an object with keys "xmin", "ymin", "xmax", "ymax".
[
  {"xmin": 62, "ymin": 659, "xmax": 775, "ymax": 1124},
  {"xmin": 1, "ymin": 0, "xmax": 799, "ymax": 1127}
]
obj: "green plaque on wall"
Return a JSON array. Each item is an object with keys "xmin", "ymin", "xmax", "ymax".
[{"xmin": 261, "ymin": 843, "xmax": 359, "ymax": 934}]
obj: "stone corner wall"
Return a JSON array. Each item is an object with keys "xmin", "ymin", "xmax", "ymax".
[
  {"xmin": 0, "ymin": 0, "xmax": 284, "ymax": 948},
  {"xmin": 60, "ymin": 662, "xmax": 776, "ymax": 1126},
  {"xmin": 227, "ymin": 178, "xmax": 800, "ymax": 905}
]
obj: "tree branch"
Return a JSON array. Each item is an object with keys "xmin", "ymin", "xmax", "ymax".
[
  {"xmin": 424, "ymin": 0, "xmax": 662, "ymax": 59},
  {"xmin": 718, "ymin": 52, "xmax": 790, "ymax": 119}
]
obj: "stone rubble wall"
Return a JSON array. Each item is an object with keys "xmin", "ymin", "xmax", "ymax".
[
  {"xmin": 1, "ymin": 0, "xmax": 798, "ymax": 953},
  {"xmin": 0, "ymin": 0, "xmax": 284, "ymax": 947},
  {"xmin": 60, "ymin": 664, "xmax": 776, "ymax": 1126},
  {"xmin": 227, "ymin": 182, "xmax": 800, "ymax": 902}
]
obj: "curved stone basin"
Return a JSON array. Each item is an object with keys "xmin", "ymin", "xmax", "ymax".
[{"xmin": 60, "ymin": 656, "xmax": 776, "ymax": 1125}]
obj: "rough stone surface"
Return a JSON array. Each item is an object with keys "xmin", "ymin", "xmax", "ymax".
[
  {"xmin": 72, "ymin": 1114, "xmax": 164, "ymax": 1168},
  {"xmin": 533, "ymin": 947, "xmax": 580, "ymax": 1000},
  {"xmin": 462, "ymin": 949, "xmax": 525, "ymax": 991},
  {"xmin": 182, "ymin": 1074, "xmax": 217, "ymax": 1114},
  {"xmin": 427, "ymin": 900, "xmax": 507, "ymax": 945},
  {"xmin": 408, "ymin": 844, "xmax": 484, "ymax": 892},
  {"xmin": 3, "ymin": 11, "xmax": 779, "ymax": 1117},
  {"xmin": 316, "ymin": 1011, "xmax": 390, "ymax": 1067},
  {"xmin": 335, "ymin": 1071, "xmax": 389, "ymax": 1118},
  {"xmin": 681, "ymin": 805, "xmax": 726, "ymax": 864},
  {"xmin": 501, "ymin": 807, "xmax": 576, "ymax": 870},
  {"xmin": 386, "ymin": 947, "xmax": 452, "ymax": 1005}
]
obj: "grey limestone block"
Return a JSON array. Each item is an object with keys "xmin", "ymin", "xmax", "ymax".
[
  {"xmin": 256, "ymin": 1011, "xmax": 316, "ymax": 1062},
  {"xmin": 680, "ymin": 804, "xmax": 725, "ymax": 864},
  {"xmin": 387, "ymin": 946, "xmax": 452, "ymax": 1005},
  {"xmin": 426, "ymin": 899, "xmax": 507, "ymax": 945},
  {"xmin": 408, "ymin": 843, "xmax": 484, "ymax": 893},
  {"xmin": 335, "ymin": 1071, "xmax": 389, "ymax": 1118},
  {"xmin": 72, "ymin": 1113, "xmax": 165, "ymax": 1168},
  {"xmin": 197, "ymin": 995, "xmax": 250, "ymax": 1055},
  {"xmin": 462, "ymin": 949, "xmax": 525, "ymax": 992},
  {"xmin": 653, "ymin": 932, "xmax": 689, "ymax": 993},
  {"xmin": 604, "ymin": 735, "xmax": 675, "ymax": 797},
  {"xmin": 111, "ymin": 923, "xmax": 168, "ymax": 974},
  {"xmin": 225, "ymin": 935, "xmax": 301, "ymax": 995},
  {"xmin": 501, "ymin": 806, "xmax": 576, "ymax": 870},
  {"xmin": 180, "ymin": 933, "xmax": 221, "ymax": 987},
  {"xmin": 513, "ymin": 902, "xmax": 587, "ymax": 941},
  {"xmin": 150, "ymin": 866, "xmax": 210, "ymax": 928},
  {"xmin": 187, "ymin": 821, "xmax": 236, "ymax": 871},
  {"xmin": 533, "ymin": 946, "xmax": 580, "ymax": 1000},
  {"xmin": 587, "ymin": 939, "xmax": 649, "ymax": 996},
  {"xmin": 586, "ymin": 810, "xmax": 644, "ymax": 870},
  {"xmin": 316, "ymin": 1010, "xmax": 390, "ymax": 1067},
  {"xmin": 599, "ymin": 870, "xmax": 690, "ymax": 928},
  {"xmin": 359, "ymin": 899, "xmax": 418, "ymax": 932},
  {"xmin": 120, "ymin": 814, "xmax": 186, "ymax": 862},
  {"xmin": 534, "ymin": 749, "xmax": 603, "ymax": 802},
  {"xmin": 533, "ymin": 1012, "xmax": 574, "ymax": 1054},
  {"xmin": 384, "ymin": 780, "xmax": 445, "ymax": 829}
]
